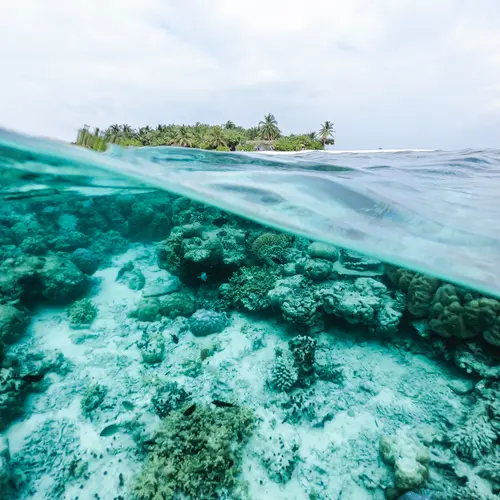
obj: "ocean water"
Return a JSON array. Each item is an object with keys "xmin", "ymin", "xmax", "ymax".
[{"xmin": 1, "ymin": 129, "xmax": 500, "ymax": 500}]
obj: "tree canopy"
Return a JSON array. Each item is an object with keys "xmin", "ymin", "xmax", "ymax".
[{"xmin": 76, "ymin": 114, "xmax": 335, "ymax": 152}]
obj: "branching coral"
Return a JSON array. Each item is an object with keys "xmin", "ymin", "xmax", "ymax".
[
  {"xmin": 0, "ymin": 367, "xmax": 26, "ymax": 430},
  {"xmin": 288, "ymin": 335, "xmax": 317, "ymax": 378},
  {"xmin": 67, "ymin": 299, "xmax": 98, "ymax": 325},
  {"xmin": 449, "ymin": 414, "xmax": 496, "ymax": 462},
  {"xmin": 269, "ymin": 348, "xmax": 298, "ymax": 392},
  {"xmin": 134, "ymin": 405, "xmax": 255, "ymax": 499}
]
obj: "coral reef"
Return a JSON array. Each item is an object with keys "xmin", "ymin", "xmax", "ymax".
[
  {"xmin": 134, "ymin": 405, "xmax": 255, "ymax": 499},
  {"xmin": 157, "ymin": 224, "xmax": 248, "ymax": 285}
]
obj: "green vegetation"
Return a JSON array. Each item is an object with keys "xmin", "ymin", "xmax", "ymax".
[{"xmin": 75, "ymin": 114, "xmax": 335, "ymax": 152}]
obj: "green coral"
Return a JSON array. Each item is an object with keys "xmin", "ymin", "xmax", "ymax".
[
  {"xmin": 130, "ymin": 298, "xmax": 162, "ymax": 322},
  {"xmin": 224, "ymin": 266, "xmax": 279, "ymax": 312},
  {"xmin": 67, "ymin": 299, "xmax": 98, "ymax": 325},
  {"xmin": 134, "ymin": 404, "xmax": 255, "ymax": 499},
  {"xmin": 159, "ymin": 292, "xmax": 196, "ymax": 319}
]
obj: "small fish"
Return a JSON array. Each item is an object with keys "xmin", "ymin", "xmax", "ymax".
[
  {"xmin": 212, "ymin": 400, "xmax": 236, "ymax": 408},
  {"xmin": 100, "ymin": 424, "xmax": 120, "ymax": 437},
  {"xmin": 198, "ymin": 272, "xmax": 208, "ymax": 282},
  {"xmin": 122, "ymin": 401, "xmax": 135, "ymax": 411},
  {"xmin": 183, "ymin": 404, "xmax": 197, "ymax": 416}
]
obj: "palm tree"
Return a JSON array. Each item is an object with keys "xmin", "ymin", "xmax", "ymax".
[
  {"xmin": 318, "ymin": 121, "xmax": 335, "ymax": 146},
  {"xmin": 121, "ymin": 124, "xmax": 134, "ymax": 138},
  {"xmin": 136, "ymin": 126, "xmax": 153, "ymax": 145},
  {"xmin": 224, "ymin": 120, "xmax": 236, "ymax": 130},
  {"xmin": 205, "ymin": 126, "xmax": 228, "ymax": 149},
  {"xmin": 170, "ymin": 126, "xmax": 194, "ymax": 147},
  {"xmin": 105, "ymin": 124, "xmax": 122, "ymax": 143},
  {"xmin": 258, "ymin": 113, "xmax": 281, "ymax": 141},
  {"xmin": 246, "ymin": 127, "xmax": 260, "ymax": 140}
]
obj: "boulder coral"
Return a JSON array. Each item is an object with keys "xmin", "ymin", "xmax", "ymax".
[
  {"xmin": 316, "ymin": 278, "xmax": 404, "ymax": 335},
  {"xmin": 379, "ymin": 431, "xmax": 429, "ymax": 491},
  {"xmin": 250, "ymin": 232, "xmax": 293, "ymax": 265},
  {"xmin": 427, "ymin": 285, "xmax": 500, "ymax": 341},
  {"xmin": 407, "ymin": 274, "xmax": 441, "ymax": 318},
  {"xmin": 189, "ymin": 309, "xmax": 228, "ymax": 336}
]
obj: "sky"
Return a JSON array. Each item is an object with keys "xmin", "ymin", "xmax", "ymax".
[{"xmin": 1, "ymin": 0, "xmax": 499, "ymax": 149}]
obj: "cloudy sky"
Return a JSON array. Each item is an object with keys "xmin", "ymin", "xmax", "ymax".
[{"xmin": 1, "ymin": 1, "xmax": 499, "ymax": 149}]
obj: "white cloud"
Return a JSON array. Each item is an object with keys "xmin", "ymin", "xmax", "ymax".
[{"xmin": 0, "ymin": 0, "xmax": 499, "ymax": 148}]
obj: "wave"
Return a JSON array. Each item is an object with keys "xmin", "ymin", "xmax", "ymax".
[{"xmin": 1, "ymin": 128, "xmax": 500, "ymax": 297}]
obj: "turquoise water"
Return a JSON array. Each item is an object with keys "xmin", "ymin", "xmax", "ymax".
[
  {"xmin": 1, "ymin": 129, "xmax": 500, "ymax": 500},
  {"xmin": 2, "ymin": 128, "xmax": 500, "ymax": 297}
]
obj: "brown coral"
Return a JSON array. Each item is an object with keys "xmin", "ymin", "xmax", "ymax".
[
  {"xmin": 407, "ymin": 274, "xmax": 440, "ymax": 318},
  {"xmin": 428, "ymin": 285, "xmax": 474, "ymax": 339},
  {"xmin": 385, "ymin": 265, "xmax": 416, "ymax": 293}
]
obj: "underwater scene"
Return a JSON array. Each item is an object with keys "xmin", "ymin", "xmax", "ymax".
[{"xmin": 1, "ymin": 131, "xmax": 500, "ymax": 500}]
